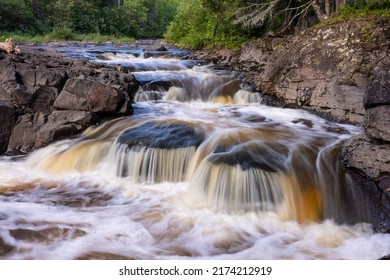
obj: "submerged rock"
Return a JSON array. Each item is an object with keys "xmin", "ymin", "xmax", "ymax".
[{"xmin": 118, "ymin": 122, "xmax": 204, "ymax": 149}]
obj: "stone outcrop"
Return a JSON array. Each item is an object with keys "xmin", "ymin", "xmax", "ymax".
[
  {"xmin": 195, "ymin": 17, "xmax": 390, "ymax": 124},
  {"xmin": 0, "ymin": 46, "xmax": 139, "ymax": 155}
]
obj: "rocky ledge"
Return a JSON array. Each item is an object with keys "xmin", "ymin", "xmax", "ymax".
[
  {"xmin": 194, "ymin": 17, "xmax": 390, "ymax": 233},
  {"xmin": 0, "ymin": 45, "xmax": 139, "ymax": 155}
]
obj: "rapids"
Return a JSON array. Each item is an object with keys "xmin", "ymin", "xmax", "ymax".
[{"xmin": 1, "ymin": 43, "xmax": 389, "ymax": 260}]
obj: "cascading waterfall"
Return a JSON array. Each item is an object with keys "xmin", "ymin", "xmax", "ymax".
[
  {"xmin": 25, "ymin": 101, "xmax": 364, "ymax": 224},
  {"xmin": 1, "ymin": 44, "xmax": 389, "ymax": 260}
]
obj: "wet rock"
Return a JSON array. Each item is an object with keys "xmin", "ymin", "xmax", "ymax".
[
  {"xmin": 344, "ymin": 168, "xmax": 389, "ymax": 232},
  {"xmin": 0, "ymin": 237, "xmax": 14, "ymax": 256},
  {"xmin": 208, "ymin": 142, "xmax": 288, "ymax": 172},
  {"xmin": 379, "ymin": 254, "xmax": 390, "ymax": 260},
  {"xmin": 0, "ymin": 101, "xmax": 17, "ymax": 154},
  {"xmin": 341, "ymin": 135, "xmax": 390, "ymax": 180},
  {"xmin": 35, "ymin": 111, "xmax": 95, "ymax": 149},
  {"xmin": 118, "ymin": 122, "xmax": 204, "ymax": 149},
  {"xmin": 7, "ymin": 113, "xmax": 47, "ymax": 153},
  {"xmin": 364, "ymin": 105, "xmax": 390, "ymax": 142},
  {"xmin": 210, "ymin": 79, "xmax": 241, "ymax": 99},
  {"xmin": 142, "ymin": 80, "xmax": 175, "ymax": 92}
]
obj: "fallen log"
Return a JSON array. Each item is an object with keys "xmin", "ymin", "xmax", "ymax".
[{"xmin": 0, "ymin": 38, "xmax": 21, "ymax": 54}]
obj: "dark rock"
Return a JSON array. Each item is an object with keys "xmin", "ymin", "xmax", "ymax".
[
  {"xmin": 35, "ymin": 110, "xmax": 95, "ymax": 149},
  {"xmin": 210, "ymin": 79, "xmax": 241, "ymax": 99},
  {"xmin": 341, "ymin": 135, "xmax": 390, "ymax": 179},
  {"xmin": 364, "ymin": 73, "xmax": 390, "ymax": 109},
  {"xmin": 35, "ymin": 69, "xmax": 68, "ymax": 89},
  {"xmin": 54, "ymin": 78, "xmax": 131, "ymax": 114},
  {"xmin": 0, "ymin": 237, "xmax": 14, "ymax": 256},
  {"xmin": 16, "ymin": 64, "xmax": 36, "ymax": 89},
  {"xmin": 142, "ymin": 80, "xmax": 175, "ymax": 92},
  {"xmin": 33, "ymin": 86, "xmax": 58, "ymax": 114},
  {"xmin": 344, "ymin": 168, "xmax": 382, "ymax": 225},
  {"xmin": 379, "ymin": 254, "xmax": 390, "ymax": 260},
  {"xmin": 53, "ymin": 79, "xmax": 92, "ymax": 111},
  {"xmin": 87, "ymin": 82, "xmax": 127, "ymax": 113},
  {"xmin": 0, "ymin": 101, "xmax": 17, "ymax": 154},
  {"xmin": 208, "ymin": 142, "xmax": 288, "ymax": 172},
  {"xmin": 7, "ymin": 113, "xmax": 47, "ymax": 153},
  {"xmin": 118, "ymin": 122, "xmax": 204, "ymax": 149},
  {"xmin": 364, "ymin": 105, "xmax": 390, "ymax": 142}
]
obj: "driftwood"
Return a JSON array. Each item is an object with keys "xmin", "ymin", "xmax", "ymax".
[{"xmin": 0, "ymin": 38, "xmax": 21, "ymax": 54}]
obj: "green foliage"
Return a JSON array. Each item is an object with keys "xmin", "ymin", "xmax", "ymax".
[
  {"xmin": 165, "ymin": 0, "xmax": 249, "ymax": 49},
  {"xmin": 48, "ymin": 27, "xmax": 76, "ymax": 41},
  {"xmin": 338, "ymin": 0, "xmax": 390, "ymax": 18},
  {"xmin": 0, "ymin": 0, "xmax": 179, "ymax": 40},
  {"xmin": 0, "ymin": 0, "xmax": 40, "ymax": 34}
]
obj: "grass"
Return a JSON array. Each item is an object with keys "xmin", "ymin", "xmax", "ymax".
[
  {"xmin": 316, "ymin": 4, "xmax": 390, "ymax": 28},
  {"xmin": 0, "ymin": 28, "xmax": 135, "ymax": 44}
]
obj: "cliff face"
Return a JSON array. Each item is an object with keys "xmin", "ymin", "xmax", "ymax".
[{"xmin": 194, "ymin": 17, "xmax": 390, "ymax": 232}]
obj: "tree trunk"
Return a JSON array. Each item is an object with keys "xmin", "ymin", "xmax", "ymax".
[
  {"xmin": 312, "ymin": 0, "xmax": 328, "ymax": 21},
  {"xmin": 325, "ymin": 0, "xmax": 331, "ymax": 17},
  {"xmin": 335, "ymin": 0, "xmax": 347, "ymax": 12}
]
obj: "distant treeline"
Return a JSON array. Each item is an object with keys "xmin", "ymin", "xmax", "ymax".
[
  {"xmin": 0, "ymin": 0, "xmax": 389, "ymax": 47},
  {"xmin": 0, "ymin": 0, "xmax": 180, "ymax": 38}
]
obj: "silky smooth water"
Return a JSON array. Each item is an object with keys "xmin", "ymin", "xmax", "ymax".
[{"xmin": 1, "ymin": 44, "xmax": 389, "ymax": 260}]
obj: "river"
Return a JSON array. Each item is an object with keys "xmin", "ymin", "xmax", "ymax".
[{"xmin": 0, "ymin": 42, "xmax": 389, "ymax": 260}]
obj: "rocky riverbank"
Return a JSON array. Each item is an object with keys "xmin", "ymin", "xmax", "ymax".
[
  {"xmin": 0, "ymin": 45, "xmax": 138, "ymax": 155},
  {"xmin": 193, "ymin": 17, "xmax": 390, "ymax": 233}
]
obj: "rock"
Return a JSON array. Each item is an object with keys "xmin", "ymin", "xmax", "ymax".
[
  {"xmin": 96, "ymin": 70, "xmax": 139, "ymax": 99},
  {"xmin": 364, "ymin": 105, "xmax": 390, "ymax": 142},
  {"xmin": 118, "ymin": 122, "xmax": 204, "ymax": 149},
  {"xmin": 344, "ymin": 167, "xmax": 390, "ymax": 231},
  {"xmin": 341, "ymin": 135, "xmax": 390, "ymax": 180},
  {"xmin": 7, "ymin": 113, "xmax": 47, "ymax": 153},
  {"xmin": 87, "ymin": 82, "xmax": 127, "ymax": 113},
  {"xmin": 35, "ymin": 111, "xmax": 95, "ymax": 149},
  {"xmin": 33, "ymin": 86, "xmax": 59, "ymax": 114},
  {"xmin": 364, "ymin": 72, "xmax": 390, "ymax": 109},
  {"xmin": 53, "ymin": 79, "xmax": 92, "ymax": 111},
  {"xmin": 0, "ymin": 101, "xmax": 17, "ymax": 154},
  {"xmin": 379, "ymin": 254, "xmax": 390, "ymax": 260},
  {"xmin": 35, "ymin": 69, "xmax": 68, "ymax": 89},
  {"xmin": 210, "ymin": 79, "xmax": 241, "ymax": 99},
  {"xmin": 54, "ymin": 78, "xmax": 130, "ymax": 114}
]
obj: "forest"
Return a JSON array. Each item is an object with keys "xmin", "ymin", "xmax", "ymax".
[{"xmin": 0, "ymin": 0, "xmax": 389, "ymax": 47}]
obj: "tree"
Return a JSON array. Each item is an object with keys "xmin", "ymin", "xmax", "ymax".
[{"xmin": 233, "ymin": 0, "xmax": 350, "ymax": 33}]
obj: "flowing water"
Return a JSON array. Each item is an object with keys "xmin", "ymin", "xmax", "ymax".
[{"xmin": 1, "ymin": 43, "xmax": 389, "ymax": 260}]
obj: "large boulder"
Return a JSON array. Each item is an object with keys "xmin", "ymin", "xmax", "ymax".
[{"xmin": 54, "ymin": 78, "xmax": 131, "ymax": 114}]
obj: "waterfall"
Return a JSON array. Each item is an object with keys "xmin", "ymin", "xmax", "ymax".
[{"xmin": 2, "ymin": 44, "xmax": 388, "ymax": 260}]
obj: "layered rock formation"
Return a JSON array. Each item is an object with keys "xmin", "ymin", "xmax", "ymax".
[{"xmin": 0, "ymin": 46, "xmax": 138, "ymax": 155}]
